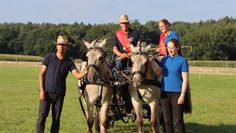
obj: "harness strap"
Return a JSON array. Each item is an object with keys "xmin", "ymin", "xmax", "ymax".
[
  {"xmin": 79, "ymin": 95, "xmax": 87, "ymax": 118},
  {"xmin": 98, "ymin": 84, "xmax": 103, "ymax": 102},
  {"xmin": 78, "ymin": 84, "xmax": 87, "ymax": 119},
  {"xmin": 121, "ymin": 71, "xmax": 132, "ymax": 82},
  {"xmin": 142, "ymin": 79, "xmax": 161, "ymax": 88},
  {"xmin": 132, "ymin": 71, "xmax": 144, "ymax": 79},
  {"xmin": 137, "ymin": 89, "xmax": 145, "ymax": 103}
]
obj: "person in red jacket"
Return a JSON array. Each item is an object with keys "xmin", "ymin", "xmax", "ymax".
[
  {"xmin": 111, "ymin": 15, "xmax": 140, "ymax": 114},
  {"xmin": 157, "ymin": 19, "xmax": 180, "ymax": 56}
]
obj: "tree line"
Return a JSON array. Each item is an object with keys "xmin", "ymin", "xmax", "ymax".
[{"xmin": 0, "ymin": 16, "xmax": 236, "ymax": 60}]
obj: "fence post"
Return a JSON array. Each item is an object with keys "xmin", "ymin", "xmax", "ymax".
[{"xmin": 0, "ymin": 62, "xmax": 2, "ymax": 72}]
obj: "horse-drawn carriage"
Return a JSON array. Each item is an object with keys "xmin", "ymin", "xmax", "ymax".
[{"xmin": 78, "ymin": 39, "xmax": 162, "ymax": 133}]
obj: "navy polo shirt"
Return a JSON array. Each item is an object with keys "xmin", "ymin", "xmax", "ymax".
[
  {"xmin": 42, "ymin": 53, "xmax": 76, "ymax": 95},
  {"xmin": 112, "ymin": 28, "xmax": 140, "ymax": 54}
]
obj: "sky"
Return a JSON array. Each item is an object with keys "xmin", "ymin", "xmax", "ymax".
[{"xmin": 0, "ymin": 0, "xmax": 235, "ymax": 24}]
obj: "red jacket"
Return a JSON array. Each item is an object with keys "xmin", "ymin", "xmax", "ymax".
[{"xmin": 158, "ymin": 33, "xmax": 167, "ymax": 56}]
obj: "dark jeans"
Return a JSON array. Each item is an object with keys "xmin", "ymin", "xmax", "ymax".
[
  {"xmin": 161, "ymin": 92, "xmax": 185, "ymax": 133},
  {"xmin": 36, "ymin": 92, "xmax": 65, "ymax": 133},
  {"xmin": 115, "ymin": 58, "xmax": 129, "ymax": 70}
]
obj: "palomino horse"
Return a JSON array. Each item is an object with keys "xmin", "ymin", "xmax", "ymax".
[
  {"xmin": 82, "ymin": 39, "xmax": 113, "ymax": 133},
  {"xmin": 129, "ymin": 42, "xmax": 161, "ymax": 133}
]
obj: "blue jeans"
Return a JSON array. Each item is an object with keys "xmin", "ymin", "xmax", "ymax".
[
  {"xmin": 36, "ymin": 92, "xmax": 65, "ymax": 133},
  {"xmin": 115, "ymin": 58, "xmax": 129, "ymax": 71}
]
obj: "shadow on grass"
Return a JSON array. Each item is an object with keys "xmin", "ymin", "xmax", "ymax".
[
  {"xmin": 109, "ymin": 122, "xmax": 153, "ymax": 133},
  {"xmin": 109, "ymin": 122, "xmax": 236, "ymax": 133},
  {"xmin": 186, "ymin": 123, "xmax": 236, "ymax": 133}
]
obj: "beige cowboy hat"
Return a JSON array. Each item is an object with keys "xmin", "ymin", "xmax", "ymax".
[
  {"xmin": 119, "ymin": 15, "xmax": 130, "ymax": 23},
  {"xmin": 53, "ymin": 35, "xmax": 71, "ymax": 44}
]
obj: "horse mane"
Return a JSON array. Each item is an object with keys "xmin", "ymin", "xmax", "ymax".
[
  {"xmin": 99, "ymin": 59, "xmax": 114, "ymax": 81},
  {"xmin": 146, "ymin": 60, "xmax": 158, "ymax": 80},
  {"xmin": 88, "ymin": 46, "xmax": 104, "ymax": 52}
]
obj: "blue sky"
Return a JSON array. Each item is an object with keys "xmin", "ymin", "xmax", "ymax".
[{"xmin": 0, "ymin": 0, "xmax": 235, "ymax": 24}]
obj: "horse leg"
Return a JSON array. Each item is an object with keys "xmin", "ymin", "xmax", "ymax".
[
  {"xmin": 98, "ymin": 85, "xmax": 113, "ymax": 133},
  {"xmin": 129, "ymin": 87, "xmax": 144, "ymax": 133},
  {"xmin": 85, "ymin": 100, "xmax": 94, "ymax": 133},
  {"xmin": 149, "ymin": 101, "xmax": 160, "ymax": 133},
  {"xmin": 130, "ymin": 95, "xmax": 143, "ymax": 133},
  {"xmin": 84, "ymin": 89, "xmax": 94, "ymax": 133},
  {"xmin": 85, "ymin": 85, "xmax": 101, "ymax": 133},
  {"xmin": 99, "ymin": 101, "xmax": 109, "ymax": 133}
]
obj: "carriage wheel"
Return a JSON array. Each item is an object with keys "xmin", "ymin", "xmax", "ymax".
[{"xmin": 131, "ymin": 111, "xmax": 137, "ymax": 122}]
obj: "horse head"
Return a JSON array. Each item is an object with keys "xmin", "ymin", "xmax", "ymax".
[
  {"xmin": 130, "ymin": 41, "xmax": 151, "ymax": 88},
  {"xmin": 83, "ymin": 39, "xmax": 107, "ymax": 83}
]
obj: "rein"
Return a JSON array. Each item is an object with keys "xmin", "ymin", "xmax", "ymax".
[{"xmin": 88, "ymin": 64, "xmax": 100, "ymax": 71}]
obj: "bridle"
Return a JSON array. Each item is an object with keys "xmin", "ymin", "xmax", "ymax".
[
  {"xmin": 131, "ymin": 51, "xmax": 149, "ymax": 80},
  {"xmin": 86, "ymin": 46, "xmax": 106, "ymax": 81}
]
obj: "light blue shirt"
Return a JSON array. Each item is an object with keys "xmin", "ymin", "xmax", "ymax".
[{"xmin": 164, "ymin": 31, "xmax": 179, "ymax": 45}]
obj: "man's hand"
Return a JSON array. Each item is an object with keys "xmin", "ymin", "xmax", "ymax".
[
  {"xmin": 149, "ymin": 55, "xmax": 154, "ymax": 62},
  {"xmin": 82, "ymin": 69, "xmax": 88, "ymax": 75},
  {"xmin": 39, "ymin": 89, "xmax": 46, "ymax": 101},
  {"xmin": 120, "ymin": 53, "xmax": 129, "ymax": 59}
]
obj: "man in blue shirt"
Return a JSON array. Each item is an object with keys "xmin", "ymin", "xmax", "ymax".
[{"xmin": 36, "ymin": 35, "xmax": 87, "ymax": 133}]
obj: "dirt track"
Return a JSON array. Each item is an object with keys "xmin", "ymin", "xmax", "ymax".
[
  {"xmin": 1, "ymin": 61, "xmax": 236, "ymax": 75},
  {"xmin": 189, "ymin": 66, "xmax": 236, "ymax": 75}
]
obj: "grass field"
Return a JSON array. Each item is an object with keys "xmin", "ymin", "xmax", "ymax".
[{"xmin": 0, "ymin": 63, "xmax": 236, "ymax": 133}]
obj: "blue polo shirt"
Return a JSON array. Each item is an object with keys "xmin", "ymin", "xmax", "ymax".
[
  {"xmin": 164, "ymin": 31, "xmax": 179, "ymax": 45},
  {"xmin": 42, "ymin": 53, "xmax": 76, "ymax": 95},
  {"xmin": 160, "ymin": 55, "xmax": 188, "ymax": 92}
]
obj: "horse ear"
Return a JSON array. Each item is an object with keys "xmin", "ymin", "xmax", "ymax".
[
  {"xmin": 98, "ymin": 39, "xmax": 107, "ymax": 47},
  {"xmin": 83, "ymin": 40, "xmax": 91, "ymax": 49},
  {"xmin": 145, "ymin": 44, "xmax": 151, "ymax": 51},
  {"xmin": 130, "ymin": 44, "xmax": 135, "ymax": 52},
  {"xmin": 137, "ymin": 41, "xmax": 141, "ymax": 46}
]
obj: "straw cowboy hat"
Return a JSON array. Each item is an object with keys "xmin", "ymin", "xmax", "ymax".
[
  {"xmin": 53, "ymin": 35, "xmax": 71, "ymax": 44},
  {"xmin": 119, "ymin": 15, "xmax": 130, "ymax": 23}
]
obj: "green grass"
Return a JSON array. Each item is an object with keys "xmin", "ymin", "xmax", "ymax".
[
  {"xmin": 0, "ymin": 64, "xmax": 236, "ymax": 133},
  {"xmin": 184, "ymin": 74, "xmax": 236, "ymax": 133}
]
